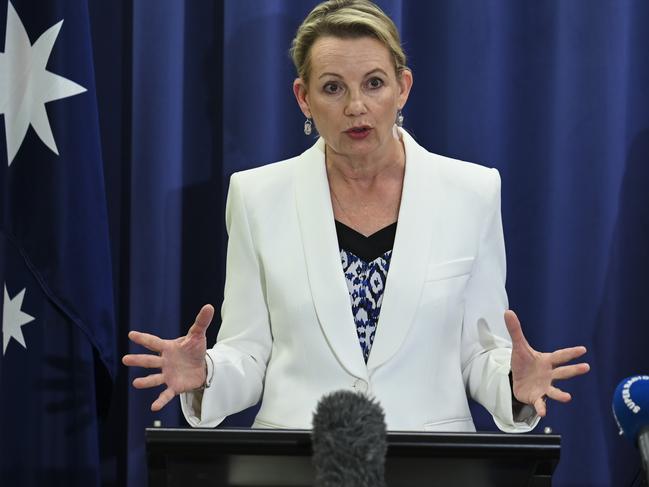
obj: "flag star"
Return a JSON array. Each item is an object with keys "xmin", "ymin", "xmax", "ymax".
[
  {"xmin": 3, "ymin": 283, "xmax": 35, "ymax": 354},
  {"xmin": 0, "ymin": 1, "xmax": 86, "ymax": 165}
]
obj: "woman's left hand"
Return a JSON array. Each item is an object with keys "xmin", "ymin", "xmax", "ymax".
[{"xmin": 505, "ymin": 310, "xmax": 590, "ymax": 417}]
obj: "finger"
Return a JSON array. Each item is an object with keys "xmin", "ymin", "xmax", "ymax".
[
  {"xmin": 552, "ymin": 362, "xmax": 590, "ymax": 381},
  {"xmin": 128, "ymin": 330, "xmax": 164, "ymax": 353},
  {"xmin": 551, "ymin": 346, "xmax": 587, "ymax": 366},
  {"xmin": 132, "ymin": 373, "xmax": 165, "ymax": 389},
  {"xmin": 187, "ymin": 304, "xmax": 215, "ymax": 338},
  {"xmin": 546, "ymin": 385, "xmax": 572, "ymax": 403},
  {"xmin": 533, "ymin": 396, "xmax": 547, "ymax": 417},
  {"xmin": 151, "ymin": 387, "xmax": 177, "ymax": 412},
  {"xmin": 122, "ymin": 353, "xmax": 163, "ymax": 369},
  {"xmin": 504, "ymin": 310, "xmax": 528, "ymax": 347}
]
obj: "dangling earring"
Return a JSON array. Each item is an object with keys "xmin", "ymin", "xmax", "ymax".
[
  {"xmin": 396, "ymin": 109, "xmax": 404, "ymax": 127},
  {"xmin": 304, "ymin": 118, "xmax": 313, "ymax": 136}
]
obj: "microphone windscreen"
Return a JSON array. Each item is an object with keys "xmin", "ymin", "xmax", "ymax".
[
  {"xmin": 312, "ymin": 390, "xmax": 387, "ymax": 487},
  {"xmin": 612, "ymin": 375, "xmax": 649, "ymax": 445}
]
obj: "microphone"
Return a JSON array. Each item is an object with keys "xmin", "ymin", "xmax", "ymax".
[
  {"xmin": 311, "ymin": 390, "xmax": 387, "ymax": 487},
  {"xmin": 612, "ymin": 375, "xmax": 649, "ymax": 485}
]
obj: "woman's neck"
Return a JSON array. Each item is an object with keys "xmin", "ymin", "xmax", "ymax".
[
  {"xmin": 325, "ymin": 134, "xmax": 406, "ymax": 236},
  {"xmin": 325, "ymin": 136, "xmax": 405, "ymax": 186}
]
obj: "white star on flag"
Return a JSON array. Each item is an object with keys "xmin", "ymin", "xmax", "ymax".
[
  {"xmin": 2, "ymin": 283, "xmax": 35, "ymax": 354},
  {"xmin": 0, "ymin": 1, "xmax": 86, "ymax": 165}
]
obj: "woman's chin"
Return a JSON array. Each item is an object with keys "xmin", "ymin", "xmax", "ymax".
[
  {"xmin": 340, "ymin": 142, "xmax": 378, "ymax": 158},
  {"xmin": 325, "ymin": 130, "xmax": 398, "ymax": 159}
]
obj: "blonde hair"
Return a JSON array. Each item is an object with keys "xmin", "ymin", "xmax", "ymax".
[{"xmin": 290, "ymin": 0, "xmax": 407, "ymax": 83}]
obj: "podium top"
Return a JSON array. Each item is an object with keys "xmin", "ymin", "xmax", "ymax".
[
  {"xmin": 146, "ymin": 426, "xmax": 559, "ymax": 453},
  {"xmin": 146, "ymin": 428, "xmax": 560, "ymax": 487}
]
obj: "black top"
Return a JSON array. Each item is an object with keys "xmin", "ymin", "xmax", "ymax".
[{"xmin": 334, "ymin": 220, "xmax": 397, "ymax": 261}]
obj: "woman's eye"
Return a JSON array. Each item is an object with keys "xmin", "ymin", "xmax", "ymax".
[
  {"xmin": 368, "ymin": 77, "xmax": 384, "ymax": 89},
  {"xmin": 323, "ymin": 82, "xmax": 340, "ymax": 94}
]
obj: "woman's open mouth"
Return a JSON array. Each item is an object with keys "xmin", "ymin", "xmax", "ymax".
[{"xmin": 345, "ymin": 126, "xmax": 372, "ymax": 139}]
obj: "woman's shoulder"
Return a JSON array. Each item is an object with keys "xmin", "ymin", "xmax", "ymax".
[
  {"xmin": 404, "ymin": 131, "xmax": 500, "ymax": 200},
  {"xmin": 433, "ymin": 153, "xmax": 501, "ymax": 208},
  {"xmin": 432, "ymin": 152, "xmax": 500, "ymax": 188},
  {"xmin": 227, "ymin": 159, "xmax": 300, "ymax": 205},
  {"xmin": 230, "ymin": 139, "xmax": 321, "ymax": 187},
  {"xmin": 405, "ymin": 129, "xmax": 497, "ymax": 174},
  {"xmin": 230, "ymin": 157, "xmax": 295, "ymax": 187},
  {"xmin": 226, "ymin": 142, "xmax": 323, "ymax": 216}
]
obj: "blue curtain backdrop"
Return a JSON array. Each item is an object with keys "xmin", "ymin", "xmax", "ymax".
[{"xmin": 88, "ymin": 1, "xmax": 649, "ymax": 486}]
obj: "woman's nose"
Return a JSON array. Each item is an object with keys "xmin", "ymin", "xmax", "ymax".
[{"xmin": 344, "ymin": 90, "xmax": 367, "ymax": 117}]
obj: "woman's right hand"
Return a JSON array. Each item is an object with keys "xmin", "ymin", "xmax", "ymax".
[{"xmin": 122, "ymin": 304, "xmax": 215, "ymax": 411}]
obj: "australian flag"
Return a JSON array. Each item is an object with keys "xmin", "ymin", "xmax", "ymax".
[{"xmin": 0, "ymin": 1, "xmax": 115, "ymax": 485}]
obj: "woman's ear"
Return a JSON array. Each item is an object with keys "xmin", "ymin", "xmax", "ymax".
[
  {"xmin": 397, "ymin": 68, "xmax": 413, "ymax": 109},
  {"xmin": 293, "ymin": 78, "xmax": 312, "ymax": 118}
]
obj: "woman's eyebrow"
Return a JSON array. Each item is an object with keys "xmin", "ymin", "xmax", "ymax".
[
  {"xmin": 318, "ymin": 68, "xmax": 388, "ymax": 80},
  {"xmin": 364, "ymin": 68, "xmax": 388, "ymax": 77},
  {"xmin": 318, "ymin": 72, "xmax": 342, "ymax": 79}
]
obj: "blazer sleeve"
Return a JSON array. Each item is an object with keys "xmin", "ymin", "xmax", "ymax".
[
  {"xmin": 180, "ymin": 173, "xmax": 272, "ymax": 427},
  {"xmin": 460, "ymin": 169, "xmax": 540, "ymax": 433}
]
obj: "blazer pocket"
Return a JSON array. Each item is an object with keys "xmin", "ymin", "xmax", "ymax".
[
  {"xmin": 425, "ymin": 257, "xmax": 475, "ymax": 282},
  {"xmin": 423, "ymin": 416, "xmax": 475, "ymax": 432}
]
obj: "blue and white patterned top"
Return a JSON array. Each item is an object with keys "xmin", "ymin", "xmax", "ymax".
[
  {"xmin": 335, "ymin": 221, "xmax": 397, "ymax": 363},
  {"xmin": 340, "ymin": 248, "xmax": 393, "ymax": 362}
]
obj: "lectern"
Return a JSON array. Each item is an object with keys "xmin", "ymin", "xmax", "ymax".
[{"xmin": 146, "ymin": 428, "xmax": 560, "ymax": 487}]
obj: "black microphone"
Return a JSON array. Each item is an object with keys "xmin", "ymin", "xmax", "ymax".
[
  {"xmin": 612, "ymin": 375, "xmax": 649, "ymax": 485},
  {"xmin": 311, "ymin": 390, "xmax": 387, "ymax": 487}
]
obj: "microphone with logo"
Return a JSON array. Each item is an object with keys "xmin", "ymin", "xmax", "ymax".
[
  {"xmin": 311, "ymin": 390, "xmax": 387, "ymax": 487},
  {"xmin": 612, "ymin": 375, "xmax": 649, "ymax": 485}
]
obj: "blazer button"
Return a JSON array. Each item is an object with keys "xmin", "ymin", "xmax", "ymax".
[{"xmin": 353, "ymin": 379, "xmax": 368, "ymax": 394}]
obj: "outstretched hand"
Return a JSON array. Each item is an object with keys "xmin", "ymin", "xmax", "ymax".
[
  {"xmin": 505, "ymin": 310, "xmax": 590, "ymax": 417},
  {"xmin": 122, "ymin": 304, "xmax": 215, "ymax": 412}
]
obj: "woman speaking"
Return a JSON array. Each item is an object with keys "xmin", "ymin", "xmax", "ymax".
[{"xmin": 123, "ymin": 0, "xmax": 589, "ymax": 432}]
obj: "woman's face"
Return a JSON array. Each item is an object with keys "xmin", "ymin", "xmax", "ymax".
[{"xmin": 294, "ymin": 36, "xmax": 412, "ymax": 161}]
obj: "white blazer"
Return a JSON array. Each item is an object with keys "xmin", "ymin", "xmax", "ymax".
[{"xmin": 181, "ymin": 129, "xmax": 538, "ymax": 433}]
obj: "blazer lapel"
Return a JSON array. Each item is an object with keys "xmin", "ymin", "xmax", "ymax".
[
  {"xmin": 294, "ymin": 139, "xmax": 369, "ymax": 381},
  {"xmin": 367, "ymin": 130, "xmax": 443, "ymax": 371}
]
